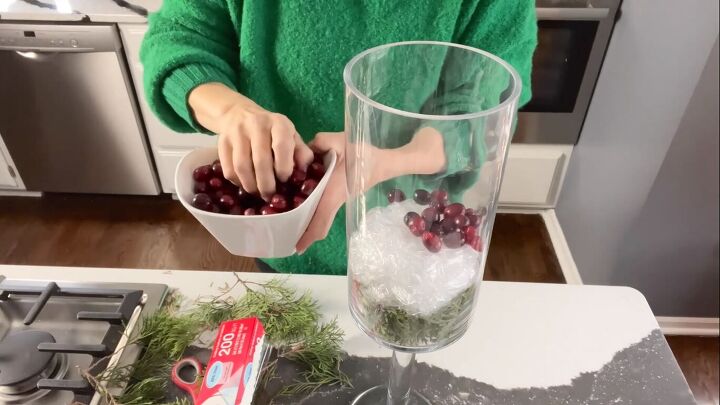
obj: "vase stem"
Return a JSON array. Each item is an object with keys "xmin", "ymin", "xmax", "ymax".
[{"xmin": 387, "ymin": 351, "xmax": 416, "ymax": 405}]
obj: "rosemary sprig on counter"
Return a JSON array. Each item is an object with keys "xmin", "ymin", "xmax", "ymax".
[{"xmin": 89, "ymin": 275, "xmax": 349, "ymax": 404}]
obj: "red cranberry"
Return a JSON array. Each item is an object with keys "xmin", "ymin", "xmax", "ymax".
[
  {"xmin": 211, "ymin": 162, "xmax": 223, "ymax": 177},
  {"xmin": 421, "ymin": 207, "xmax": 439, "ymax": 223},
  {"xmin": 465, "ymin": 208, "xmax": 476, "ymax": 216},
  {"xmin": 440, "ymin": 217, "xmax": 457, "ymax": 233},
  {"xmin": 237, "ymin": 185, "xmax": 252, "ymax": 201},
  {"xmin": 444, "ymin": 203, "xmax": 465, "ymax": 218},
  {"xmin": 212, "ymin": 159, "xmax": 220, "ymax": 165},
  {"xmin": 269, "ymin": 194, "xmax": 288, "ymax": 211},
  {"xmin": 209, "ymin": 204, "xmax": 221, "ymax": 213},
  {"xmin": 244, "ymin": 207, "xmax": 257, "ymax": 216},
  {"xmin": 191, "ymin": 193, "xmax": 212, "ymax": 211},
  {"xmin": 443, "ymin": 231, "xmax": 465, "ymax": 249},
  {"xmin": 387, "ymin": 189, "xmax": 406, "ymax": 203},
  {"xmin": 430, "ymin": 189, "xmax": 449, "ymax": 204},
  {"xmin": 192, "ymin": 165, "xmax": 212, "ymax": 182},
  {"xmin": 467, "ymin": 214, "xmax": 481, "ymax": 227},
  {"xmin": 468, "ymin": 235, "xmax": 483, "ymax": 252},
  {"xmin": 300, "ymin": 179, "xmax": 318, "ymax": 196},
  {"xmin": 260, "ymin": 205, "xmax": 277, "ymax": 215},
  {"xmin": 430, "ymin": 221, "xmax": 445, "ymax": 236},
  {"xmin": 290, "ymin": 168, "xmax": 307, "ymax": 184},
  {"xmin": 421, "ymin": 231, "xmax": 442, "ymax": 253},
  {"xmin": 413, "ymin": 189, "xmax": 431, "ymax": 205},
  {"xmin": 404, "ymin": 212, "xmax": 426, "ymax": 236},
  {"xmin": 228, "ymin": 205, "xmax": 244, "ymax": 215},
  {"xmin": 208, "ymin": 177, "xmax": 223, "ymax": 189},
  {"xmin": 461, "ymin": 225, "xmax": 477, "ymax": 241},
  {"xmin": 453, "ymin": 214, "xmax": 469, "ymax": 228},
  {"xmin": 292, "ymin": 195, "xmax": 306, "ymax": 208},
  {"xmin": 219, "ymin": 194, "xmax": 236, "ymax": 209},
  {"xmin": 430, "ymin": 199, "xmax": 446, "ymax": 210},
  {"xmin": 193, "ymin": 181, "xmax": 209, "ymax": 194},
  {"xmin": 308, "ymin": 162, "xmax": 326, "ymax": 179},
  {"xmin": 211, "ymin": 190, "xmax": 225, "ymax": 202}
]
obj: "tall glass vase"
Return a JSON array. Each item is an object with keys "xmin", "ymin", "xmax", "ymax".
[{"xmin": 344, "ymin": 42, "xmax": 521, "ymax": 405}]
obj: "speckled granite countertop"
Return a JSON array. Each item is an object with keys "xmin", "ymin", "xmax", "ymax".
[{"xmin": 0, "ymin": 0, "xmax": 160, "ymax": 23}]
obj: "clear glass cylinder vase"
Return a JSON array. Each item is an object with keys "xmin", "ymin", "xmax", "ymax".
[{"xmin": 344, "ymin": 42, "xmax": 521, "ymax": 355}]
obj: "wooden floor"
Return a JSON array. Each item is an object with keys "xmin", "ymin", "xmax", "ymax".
[
  {"xmin": 1, "ymin": 193, "xmax": 717, "ymax": 402},
  {"xmin": 0, "ymin": 193, "xmax": 565, "ymax": 282}
]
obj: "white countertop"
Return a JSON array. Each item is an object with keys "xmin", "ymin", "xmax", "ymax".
[
  {"xmin": 0, "ymin": 0, "xmax": 160, "ymax": 23},
  {"xmin": 0, "ymin": 265, "xmax": 695, "ymax": 404}
]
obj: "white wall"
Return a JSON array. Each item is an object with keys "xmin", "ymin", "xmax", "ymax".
[{"xmin": 556, "ymin": 1, "xmax": 719, "ymax": 317}]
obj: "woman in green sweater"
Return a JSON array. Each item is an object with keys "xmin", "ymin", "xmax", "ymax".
[{"xmin": 141, "ymin": 0, "xmax": 536, "ymax": 275}]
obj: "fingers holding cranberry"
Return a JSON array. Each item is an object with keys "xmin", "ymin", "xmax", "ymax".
[{"xmin": 189, "ymin": 153, "xmax": 327, "ymax": 215}]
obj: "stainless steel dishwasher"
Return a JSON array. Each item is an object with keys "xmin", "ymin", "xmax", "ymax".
[{"xmin": 0, "ymin": 23, "xmax": 159, "ymax": 195}]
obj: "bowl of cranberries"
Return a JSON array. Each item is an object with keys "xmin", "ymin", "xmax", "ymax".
[{"xmin": 175, "ymin": 147, "xmax": 337, "ymax": 258}]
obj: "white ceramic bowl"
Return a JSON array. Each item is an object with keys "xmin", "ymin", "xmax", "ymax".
[{"xmin": 175, "ymin": 147, "xmax": 337, "ymax": 258}]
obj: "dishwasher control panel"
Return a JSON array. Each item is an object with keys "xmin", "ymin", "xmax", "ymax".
[{"xmin": 0, "ymin": 23, "xmax": 119, "ymax": 52}]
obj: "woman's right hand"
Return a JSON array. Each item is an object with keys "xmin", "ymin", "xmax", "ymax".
[{"xmin": 188, "ymin": 83, "xmax": 314, "ymax": 200}]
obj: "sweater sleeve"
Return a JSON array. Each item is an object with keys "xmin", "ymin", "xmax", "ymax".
[
  {"xmin": 421, "ymin": 0, "xmax": 537, "ymax": 185},
  {"xmin": 140, "ymin": 0, "xmax": 239, "ymax": 133}
]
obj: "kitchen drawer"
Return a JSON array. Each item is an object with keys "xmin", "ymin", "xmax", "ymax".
[
  {"xmin": 154, "ymin": 148, "xmax": 192, "ymax": 193},
  {"xmin": 498, "ymin": 144, "xmax": 573, "ymax": 207}
]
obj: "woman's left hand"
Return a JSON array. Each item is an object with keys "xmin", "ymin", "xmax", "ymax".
[
  {"xmin": 296, "ymin": 127, "xmax": 446, "ymax": 253},
  {"xmin": 296, "ymin": 132, "xmax": 346, "ymax": 254}
]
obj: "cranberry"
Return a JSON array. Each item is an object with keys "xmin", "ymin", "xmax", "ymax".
[
  {"xmin": 228, "ymin": 205, "xmax": 244, "ymax": 215},
  {"xmin": 440, "ymin": 217, "xmax": 457, "ymax": 233},
  {"xmin": 208, "ymin": 177, "xmax": 223, "ymax": 189},
  {"xmin": 290, "ymin": 168, "xmax": 307, "ymax": 184},
  {"xmin": 413, "ymin": 189, "xmax": 431, "ymax": 205},
  {"xmin": 292, "ymin": 195, "xmax": 306, "ymax": 208},
  {"xmin": 461, "ymin": 225, "xmax": 477, "ymax": 241},
  {"xmin": 453, "ymin": 214, "xmax": 469, "ymax": 228},
  {"xmin": 430, "ymin": 221, "xmax": 445, "ymax": 236},
  {"xmin": 193, "ymin": 181, "xmax": 209, "ymax": 194},
  {"xmin": 465, "ymin": 208, "xmax": 476, "ymax": 216},
  {"xmin": 244, "ymin": 207, "xmax": 257, "ymax": 216},
  {"xmin": 269, "ymin": 194, "xmax": 288, "ymax": 211},
  {"xmin": 479, "ymin": 207, "xmax": 488, "ymax": 216},
  {"xmin": 404, "ymin": 212, "xmax": 426, "ymax": 236},
  {"xmin": 209, "ymin": 204, "xmax": 221, "ymax": 213},
  {"xmin": 443, "ymin": 231, "xmax": 465, "ymax": 249},
  {"xmin": 421, "ymin": 207, "xmax": 439, "ymax": 223},
  {"xmin": 430, "ymin": 189, "xmax": 449, "ymax": 204},
  {"xmin": 468, "ymin": 235, "xmax": 483, "ymax": 252},
  {"xmin": 211, "ymin": 190, "xmax": 225, "ymax": 202},
  {"xmin": 300, "ymin": 179, "xmax": 318, "ymax": 196},
  {"xmin": 191, "ymin": 193, "xmax": 212, "ymax": 211},
  {"xmin": 219, "ymin": 194, "xmax": 236, "ymax": 209},
  {"xmin": 444, "ymin": 203, "xmax": 465, "ymax": 218},
  {"xmin": 192, "ymin": 165, "xmax": 212, "ymax": 182},
  {"xmin": 387, "ymin": 189, "xmax": 406, "ymax": 203},
  {"xmin": 430, "ymin": 199, "xmax": 446, "ymax": 210},
  {"xmin": 237, "ymin": 185, "xmax": 252, "ymax": 202},
  {"xmin": 211, "ymin": 162, "xmax": 223, "ymax": 177},
  {"xmin": 421, "ymin": 231, "xmax": 442, "ymax": 253},
  {"xmin": 212, "ymin": 159, "xmax": 220, "ymax": 165},
  {"xmin": 466, "ymin": 213, "xmax": 481, "ymax": 227},
  {"xmin": 308, "ymin": 162, "xmax": 325, "ymax": 179},
  {"xmin": 260, "ymin": 205, "xmax": 277, "ymax": 215}
]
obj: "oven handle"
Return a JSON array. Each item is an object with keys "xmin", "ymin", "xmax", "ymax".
[{"xmin": 536, "ymin": 7, "xmax": 609, "ymax": 21}]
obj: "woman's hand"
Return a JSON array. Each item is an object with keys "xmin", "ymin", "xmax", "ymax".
[
  {"xmin": 296, "ymin": 127, "xmax": 446, "ymax": 253},
  {"xmin": 188, "ymin": 83, "xmax": 314, "ymax": 200}
]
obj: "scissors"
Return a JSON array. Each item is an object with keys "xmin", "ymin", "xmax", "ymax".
[{"xmin": 171, "ymin": 357, "xmax": 203, "ymax": 404}]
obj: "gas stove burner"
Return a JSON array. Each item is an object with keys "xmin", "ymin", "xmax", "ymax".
[{"xmin": 0, "ymin": 330, "xmax": 68, "ymax": 402}]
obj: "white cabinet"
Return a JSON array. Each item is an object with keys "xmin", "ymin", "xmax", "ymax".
[
  {"xmin": 499, "ymin": 144, "xmax": 573, "ymax": 208},
  {"xmin": 0, "ymin": 134, "xmax": 22, "ymax": 190},
  {"xmin": 119, "ymin": 24, "xmax": 215, "ymax": 193}
]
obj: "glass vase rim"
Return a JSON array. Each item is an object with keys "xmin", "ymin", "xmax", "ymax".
[{"xmin": 343, "ymin": 40, "xmax": 522, "ymax": 121}]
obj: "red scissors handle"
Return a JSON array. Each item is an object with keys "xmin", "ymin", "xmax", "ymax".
[{"xmin": 171, "ymin": 357, "xmax": 203, "ymax": 404}]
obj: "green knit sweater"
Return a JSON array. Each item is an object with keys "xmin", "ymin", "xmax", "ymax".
[{"xmin": 141, "ymin": 0, "xmax": 536, "ymax": 275}]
